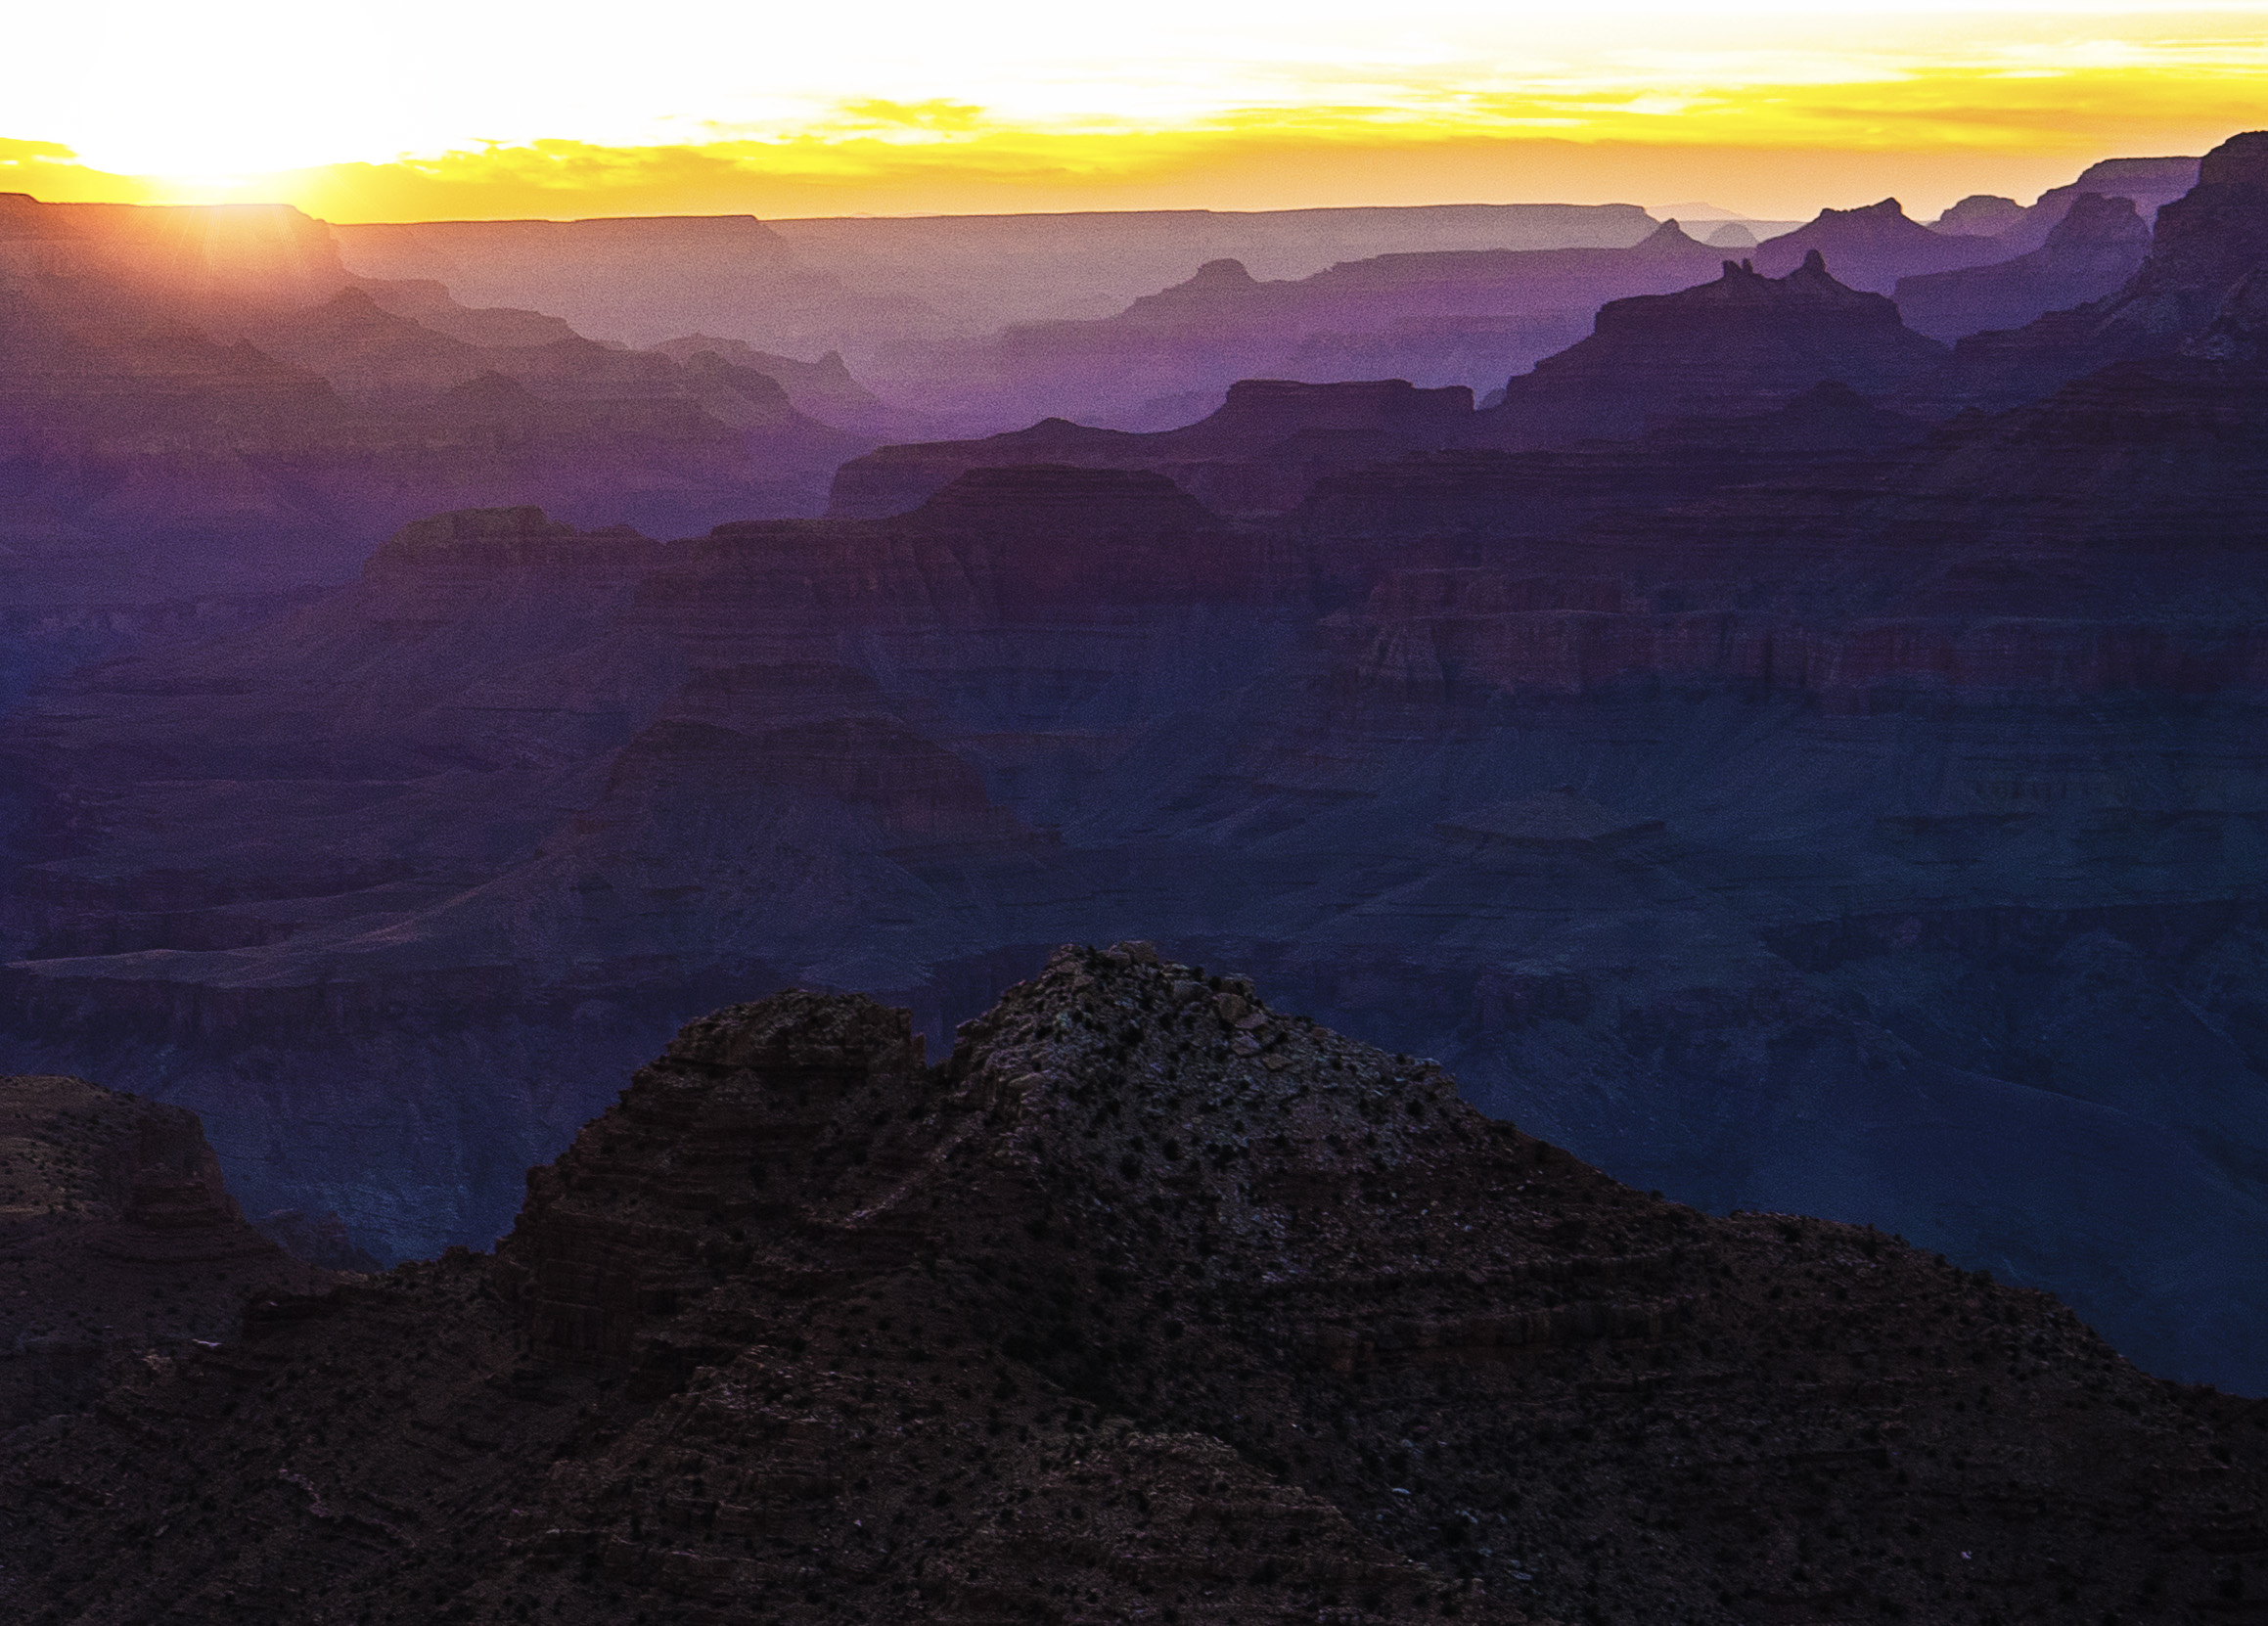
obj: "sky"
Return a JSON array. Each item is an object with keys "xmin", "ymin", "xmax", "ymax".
[{"xmin": 4, "ymin": 0, "xmax": 2264, "ymax": 221}]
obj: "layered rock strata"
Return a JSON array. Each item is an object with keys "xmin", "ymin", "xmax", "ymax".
[
  {"xmin": 0, "ymin": 1072, "xmax": 333, "ymax": 1425},
  {"xmin": 6, "ymin": 329, "xmax": 2266, "ymax": 1388}
]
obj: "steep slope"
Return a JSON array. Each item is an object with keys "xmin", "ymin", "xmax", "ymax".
[
  {"xmin": 1478, "ymin": 251, "xmax": 1946, "ymax": 447},
  {"xmin": 1894, "ymin": 193, "xmax": 2155, "ymax": 342},
  {"xmin": 2, "ymin": 950, "xmax": 2262, "ymax": 1626},
  {"xmin": 0, "ymin": 1072, "xmax": 335, "ymax": 1426}
]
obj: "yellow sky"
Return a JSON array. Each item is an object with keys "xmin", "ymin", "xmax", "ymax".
[{"xmin": 4, "ymin": 1, "xmax": 2263, "ymax": 220}]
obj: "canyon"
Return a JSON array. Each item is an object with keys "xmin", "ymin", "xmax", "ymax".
[{"xmin": 2, "ymin": 133, "xmax": 2265, "ymax": 1415}]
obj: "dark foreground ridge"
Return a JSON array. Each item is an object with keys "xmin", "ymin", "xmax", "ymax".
[
  {"xmin": 0, "ymin": 1074, "xmax": 336, "ymax": 1429},
  {"xmin": 5, "ymin": 945, "xmax": 2263, "ymax": 1624}
]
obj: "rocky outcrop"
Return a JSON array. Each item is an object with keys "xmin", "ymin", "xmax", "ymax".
[
  {"xmin": 1478, "ymin": 252, "xmax": 1946, "ymax": 446},
  {"xmin": 1895, "ymin": 193, "xmax": 2154, "ymax": 342},
  {"xmin": 2, "ymin": 952, "xmax": 2262, "ymax": 1625},
  {"xmin": 0, "ymin": 1072, "xmax": 335, "ymax": 1424},
  {"xmin": 829, "ymin": 378, "xmax": 1475, "ymax": 518}
]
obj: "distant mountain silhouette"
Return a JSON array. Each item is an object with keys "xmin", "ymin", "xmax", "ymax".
[
  {"xmin": 1905, "ymin": 129, "xmax": 2268, "ymax": 410},
  {"xmin": 829, "ymin": 378, "xmax": 1474, "ymax": 518},
  {"xmin": 1479, "ymin": 249, "xmax": 1946, "ymax": 446},
  {"xmin": 1995, "ymin": 154, "xmax": 2201, "ymax": 250},
  {"xmin": 1895, "ymin": 192, "xmax": 2155, "ymax": 341},
  {"xmin": 881, "ymin": 220, "xmax": 1731, "ymax": 428},
  {"xmin": 1749, "ymin": 198, "xmax": 2007, "ymax": 292}
]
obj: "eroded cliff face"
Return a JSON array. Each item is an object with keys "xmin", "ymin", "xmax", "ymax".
[
  {"xmin": 0, "ymin": 1071, "xmax": 334, "ymax": 1426},
  {"xmin": 3, "ymin": 950, "xmax": 2262, "ymax": 1626}
]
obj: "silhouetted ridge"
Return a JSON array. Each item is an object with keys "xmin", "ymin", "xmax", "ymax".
[
  {"xmin": 0, "ymin": 1072, "xmax": 334, "ymax": 1426},
  {"xmin": 1479, "ymin": 248, "xmax": 1946, "ymax": 445},
  {"xmin": 828, "ymin": 377, "xmax": 1474, "ymax": 519},
  {"xmin": 1751, "ymin": 197, "xmax": 2007, "ymax": 292},
  {"xmin": 4, "ymin": 947, "xmax": 2264, "ymax": 1623},
  {"xmin": 1895, "ymin": 193, "xmax": 2154, "ymax": 342},
  {"xmin": 1903, "ymin": 128, "xmax": 2268, "ymax": 411}
]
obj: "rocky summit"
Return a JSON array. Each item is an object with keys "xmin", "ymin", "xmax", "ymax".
[{"xmin": 4, "ymin": 945, "xmax": 2261, "ymax": 1625}]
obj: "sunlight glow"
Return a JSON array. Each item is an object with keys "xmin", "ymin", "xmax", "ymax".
[{"xmin": 4, "ymin": 0, "xmax": 2263, "ymax": 217}]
